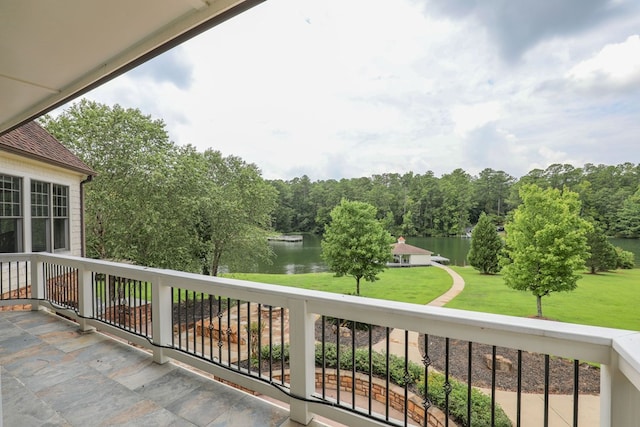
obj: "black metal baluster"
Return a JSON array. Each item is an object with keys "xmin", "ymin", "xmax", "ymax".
[
  {"xmin": 185, "ymin": 290, "xmax": 190, "ymax": 351},
  {"xmin": 8, "ymin": 261, "xmax": 13, "ymax": 297},
  {"xmin": 352, "ymin": 321, "xmax": 357, "ymax": 411},
  {"xmin": 385, "ymin": 327, "xmax": 390, "ymax": 421},
  {"xmin": 208, "ymin": 295, "xmax": 214, "ymax": 361},
  {"xmin": 200, "ymin": 292, "xmax": 205, "ymax": 356},
  {"xmin": 322, "ymin": 316, "xmax": 326, "ymax": 400},
  {"xmin": 177, "ymin": 288, "xmax": 183, "ymax": 349},
  {"xmin": 337, "ymin": 318, "xmax": 341, "ymax": 405},
  {"xmin": 544, "ymin": 354, "xmax": 550, "ymax": 427},
  {"xmin": 280, "ymin": 307, "xmax": 285, "ymax": 385},
  {"xmin": 491, "ymin": 346, "xmax": 497, "ymax": 427},
  {"xmin": 368, "ymin": 325, "xmax": 373, "ymax": 416},
  {"xmin": 517, "ymin": 350, "xmax": 522, "ymax": 427},
  {"xmin": 445, "ymin": 338, "xmax": 451, "ymax": 427},
  {"xmin": 257, "ymin": 303, "xmax": 262, "ymax": 375},
  {"xmin": 404, "ymin": 330, "xmax": 410, "ymax": 426},
  {"xmin": 573, "ymin": 359, "xmax": 579, "ymax": 427},
  {"xmin": 467, "ymin": 342, "xmax": 472, "ymax": 426},
  {"xmin": 247, "ymin": 301, "xmax": 252, "ymax": 371},
  {"xmin": 269, "ymin": 305, "xmax": 273, "ymax": 380},
  {"xmin": 236, "ymin": 299, "xmax": 242, "ymax": 371},
  {"xmin": 144, "ymin": 281, "xmax": 149, "ymax": 338},
  {"xmin": 217, "ymin": 296, "xmax": 223, "ymax": 362},
  {"xmin": 226, "ymin": 298, "xmax": 232, "ymax": 364},
  {"xmin": 25, "ymin": 261, "xmax": 30, "ymax": 298},
  {"xmin": 127, "ymin": 278, "xmax": 132, "ymax": 331},
  {"xmin": 193, "ymin": 291, "xmax": 197, "ymax": 352},
  {"xmin": 423, "ymin": 335, "xmax": 431, "ymax": 427}
]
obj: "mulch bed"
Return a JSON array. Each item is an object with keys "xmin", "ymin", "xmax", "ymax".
[
  {"xmin": 314, "ymin": 319, "xmax": 600, "ymax": 395},
  {"xmin": 418, "ymin": 335, "xmax": 600, "ymax": 395}
]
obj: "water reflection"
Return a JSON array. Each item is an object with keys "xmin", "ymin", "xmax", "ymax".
[{"xmin": 247, "ymin": 234, "xmax": 640, "ymax": 274}]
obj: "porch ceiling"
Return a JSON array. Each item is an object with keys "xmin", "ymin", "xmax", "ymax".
[{"xmin": 0, "ymin": 0, "xmax": 265, "ymax": 136}]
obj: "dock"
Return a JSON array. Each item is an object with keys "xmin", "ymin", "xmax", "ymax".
[{"xmin": 267, "ymin": 235, "xmax": 303, "ymax": 242}]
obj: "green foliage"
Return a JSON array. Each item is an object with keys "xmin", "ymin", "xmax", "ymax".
[
  {"xmin": 260, "ymin": 343, "xmax": 290, "ymax": 363},
  {"xmin": 259, "ymin": 342, "xmax": 509, "ymax": 427},
  {"xmin": 40, "ymin": 101, "xmax": 277, "ymax": 275},
  {"xmin": 321, "ymin": 199, "xmax": 394, "ymax": 295},
  {"xmin": 614, "ymin": 247, "xmax": 635, "ymax": 269},
  {"xmin": 41, "ymin": 100, "xmax": 198, "ymax": 270},
  {"xmin": 585, "ymin": 224, "xmax": 618, "ymax": 273},
  {"xmin": 418, "ymin": 372, "xmax": 512, "ymax": 427},
  {"xmin": 467, "ymin": 212, "xmax": 503, "ymax": 274},
  {"xmin": 500, "ymin": 185, "xmax": 592, "ymax": 317},
  {"xmin": 615, "ymin": 187, "xmax": 640, "ymax": 238},
  {"xmin": 192, "ymin": 149, "xmax": 278, "ymax": 276},
  {"xmin": 315, "ymin": 342, "xmax": 422, "ymax": 386}
]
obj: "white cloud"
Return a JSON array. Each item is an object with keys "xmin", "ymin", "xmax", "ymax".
[
  {"xmin": 566, "ymin": 35, "xmax": 640, "ymax": 90},
  {"xmin": 57, "ymin": 0, "xmax": 640, "ymax": 181},
  {"xmin": 451, "ymin": 102, "xmax": 502, "ymax": 137}
]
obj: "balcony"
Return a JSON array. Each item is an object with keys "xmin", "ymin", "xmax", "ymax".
[{"xmin": 1, "ymin": 253, "xmax": 640, "ymax": 427}]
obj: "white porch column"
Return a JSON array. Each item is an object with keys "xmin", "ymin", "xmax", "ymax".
[
  {"xmin": 151, "ymin": 276, "xmax": 172, "ymax": 364},
  {"xmin": 600, "ymin": 351, "xmax": 640, "ymax": 427},
  {"xmin": 76, "ymin": 266, "xmax": 95, "ymax": 332},
  {"xmin": 30, "ymin": 256, "xmax": 44, "ymax": 311},
  {"xmin": 287, "ymin": 298, "xmax": 316, "ymax": 425}
]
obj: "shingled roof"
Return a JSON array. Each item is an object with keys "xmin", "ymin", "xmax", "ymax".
[
  {"xmin": 0, "ymin": 121, "xmax": 94, "ymax": 175},
  {"xmin": 391, "ymin": 237, "xmax": 433, "ymax": 255}
]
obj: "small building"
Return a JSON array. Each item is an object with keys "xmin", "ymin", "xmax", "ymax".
[
  {"xmin": 0, "ymin": 121, "xmax": 94, "ymax": 256},
  {"xmin": 389, "ymin": 237, "xmax": 433, "ymax": 267}
]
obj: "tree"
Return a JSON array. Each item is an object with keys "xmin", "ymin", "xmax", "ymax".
[
  {"xmin": 40, "ymin": 100, "xmax": 199, "ymax": 271},
  {"xmin": 500, "ymin": 185, "xmax": 591, "ymax": 318},
  {"xmin": 321, "ymin": 200, "xmax": 393, "ymax": 295},
  {"xmin": 467, "ymin": 212, "xmax": 503, "ymax": 274},
  {"xmin": 585, "ymin": 224, "xmax": 618, "ymax": 274},
  {"xmin": 615, "ymin": 187, "xmax": 640, "ymax": 238},
  {"xmin": 193, "ymin": 150, "xmax": 278, "ymax": 276}
]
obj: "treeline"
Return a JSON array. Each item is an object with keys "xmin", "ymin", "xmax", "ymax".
[{"xmin": 269, "ymin": 163, "xmax": 640, "ymax": 238}]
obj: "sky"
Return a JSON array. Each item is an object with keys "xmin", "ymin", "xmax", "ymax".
[{"xmin": 64, "ymin": 0, "xmax": 640, "ymax": 181}]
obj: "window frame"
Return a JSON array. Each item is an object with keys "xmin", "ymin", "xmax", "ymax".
[
  {"xmin": 30, "ymin": 180, "xmax": 70, "ymax": 253},
  {"xmin": 0, "ymin": 174, "xmax": 23, "ymax": 253}
]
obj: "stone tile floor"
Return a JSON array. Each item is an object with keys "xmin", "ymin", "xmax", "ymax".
[{"xmin": 0, "ymin": 310, "xmax": 292, "ymax": 426}]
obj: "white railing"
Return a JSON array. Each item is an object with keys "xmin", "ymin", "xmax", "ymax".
[{"xmin": 1, "ymin": 252, "xmax": 640, "ymax": 427}]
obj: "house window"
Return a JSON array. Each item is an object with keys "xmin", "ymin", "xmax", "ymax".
[
  {"xmin": 0, "ymin": 175, "xmax": 23, "ymax": 253},
  {"xmin": 31, "ymin": 180, "xmax": 50, "ymax": 251},
  {"xmin": 53, "ymin": 184, "xmax": 69, "ymax": 250},
  {"xmin": 31, "ymin": 181, "xmax": 70, "ymax": 252}
]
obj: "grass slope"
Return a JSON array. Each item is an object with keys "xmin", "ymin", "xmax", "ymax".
[
  {"xmin": 448, "ymin": 266, "xmax": 640, "ymax": 331},
  {"xmin": 226, "ymin": 266, "xmax": 452, "ymax": 305}
]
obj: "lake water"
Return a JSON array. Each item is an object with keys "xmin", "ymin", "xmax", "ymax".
[{"xmin": 250, "ymin": 234, "xmax": 640, "ymax": 274}]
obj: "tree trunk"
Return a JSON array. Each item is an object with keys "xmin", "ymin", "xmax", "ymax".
[
  {"xmin": 356, "ymin": 277, "xmax": 361, "ymax": 296},
  {"xmin": 211, "ymin": 250, "xmax": 222, "ymax": 277},
  {"xmin": 536, "ymin": 295, "xmax": 543, "ymax": 318}
]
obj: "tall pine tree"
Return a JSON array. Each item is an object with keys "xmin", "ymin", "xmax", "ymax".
[{"xmin": 467, "ymin": 212, "xmax": 503, "ymax": 274}]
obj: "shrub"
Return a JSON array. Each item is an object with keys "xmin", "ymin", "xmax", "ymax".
[
  {"xmin": 315, "ymin": 342, "xmax": 422, "ymax": 386},
  {"xmin": 418, "ymin": 372, "xmax": 512, "ymax": 427},
  {"xmin": 614, "ymin": 247, "xmax": 635, "ymax": 269},
  {"xmin": 258, "ymin": 342, "xmax": 511, "ymax": 426}
]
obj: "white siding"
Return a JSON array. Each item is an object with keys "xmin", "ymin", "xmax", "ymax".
[
  {"xmin": 409, "ymin": 254, "xmax": 431, "ymax": 265},
  {"xmin": 1, "ymin": 150, "xmax": 88, "ymax": 257}
]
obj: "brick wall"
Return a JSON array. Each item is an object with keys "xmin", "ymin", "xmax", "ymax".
[{"xmin": 221, "ymin": 368, "xmax": 453, "ymax": 427}]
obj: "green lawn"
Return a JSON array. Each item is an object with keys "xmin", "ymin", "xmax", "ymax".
[
  {"xmin": 226, "ymin": 267, "xmax": 453, "ymax": 305},
  {"xmin": 447, "ymin": 266, "xmax": 640, "ymax": 331}
]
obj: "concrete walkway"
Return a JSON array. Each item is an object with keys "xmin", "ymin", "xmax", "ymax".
[{"xmin": 375, "ymin": 262, "xmax": 599, "ymax": 427}]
